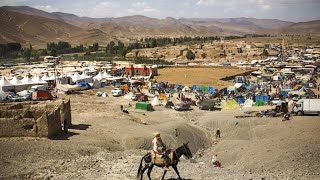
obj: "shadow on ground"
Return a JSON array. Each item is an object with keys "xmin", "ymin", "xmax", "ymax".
[
  {"xmin": 70, "ymin": 124, "xmax": 91, "ymax": 130},
  {"xmin": 50, "ymin": 131, "xmax": 80, "ymax": 140}
]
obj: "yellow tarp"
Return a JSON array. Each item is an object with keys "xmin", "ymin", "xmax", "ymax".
[{"xmin": 222, "ymin": 99, "xmax": 240, "ymax": 110}]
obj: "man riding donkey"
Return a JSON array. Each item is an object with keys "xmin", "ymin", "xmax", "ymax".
[{"xmin": 151, "ymin": 132, "xmax": 171, "ymax": 170}]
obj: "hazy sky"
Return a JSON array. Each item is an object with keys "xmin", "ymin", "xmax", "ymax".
[{"xmin": 1, "ymin": 0, "xmax": 320, "ymax": 22}]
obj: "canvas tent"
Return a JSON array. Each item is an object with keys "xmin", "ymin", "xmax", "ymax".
[
  {"xmin": 151, "ymin": 96, "xmax": 161, "ymax": 106},
  {"xmin": 222, "ymin": 99, "xmax": 240, "ymax": 110},
  {"xmin": 234, "ymin": 83, "xmax": 243, "ymax": 89},
  {"xmin": 0, "ymin": 90, "xmax": 6, "ymax": 101},
  {"xmin": 182, "ymin": 86, "xmax": 190, "ymax": 92},
  {"xmin": 102, "ymin": 71, "xmax": 112, "ymax": 78},
  {"xmin": 93, "ymin": 72, "xmax": 105, "ymax": 81},
  {"xmin": 71, "ymin": 72, "xmax": 92, "ymax": 83},
  {"xmin": 0, "ymin": 77, "xmax": 14, "ymax": 92},
  {"xmin": 243, "ymin": 99, "xmax": 253, "ymax": 108},
  {"xmin": 10, "ymin": 76, "xmax": 25, "ymax": 92},
  {"xmin": 32, "ymin": 75, "xmax": 48, "ymax": 85},
  {"xmin": 41, "ymin": 74, "xmax": 55, "ymax": 81},
  {"xmin": 21, "ymin": 76, "xmax": 35, "ymax": 85},
  {"xmin": 227, "ymin": 86, "xmax": 236, "ymax": 91}
]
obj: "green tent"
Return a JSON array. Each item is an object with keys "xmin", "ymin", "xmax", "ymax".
[{"xmin": 135, "ymin": 102, "xmax": 153, "ymax": 111}]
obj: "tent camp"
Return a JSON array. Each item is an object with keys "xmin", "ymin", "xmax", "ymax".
[
  {"xmin": 222, "ymin": 99, "xmax": 240, "ymax": 110},
  {"xmin": 243, "ymin": 99, "xmax": 253, "ymax": 108},
  {"xmin": 102, "ymin": 71, "xmax": 112, "ymax": 78},
  {"xmin": 93, "ymin": 72, "xmax": 105, "ymax": 81},
  {"xmin": 0, "ymin": 90, "xmax": 6, "ymax": 101},
  {"xmin": 0, "ymin": 77, "xmax": 14, "ymax": 92},
  {"xmin": 41, "ymin": 74, "xmax": 55, "ymax": 81},
  {"xmin": 71, "ymin": 72, "xmax": 92, "ymax": 83},
  {"xmin": 182, "ymin": 86, "xmax": 190, "ymax": 92},
  {"xmin": 227, "ymin": 86, "xmax": 236, "ymax": 91},
  {"xmin": 21, "ymin": 76, "xmax": 35, "ymax": 85},
  {"xmin": 151, "ymin": 96, "xmax": 161, "ymax": 106},
  {"xmin": 10, "ymin": 76, "xmax": 25, "ymax": 92},
  {"xmin": 32, "ymin": 75, "xmax": 48, "ymax": 85},
  {"xmin": 234, "ymin": 83, "xmax": 243, "ymax": 89}
]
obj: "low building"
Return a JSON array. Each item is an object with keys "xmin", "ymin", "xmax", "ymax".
[{"xmin": 125, "ymin": 64, "xmax": 158, "ymax": 77}]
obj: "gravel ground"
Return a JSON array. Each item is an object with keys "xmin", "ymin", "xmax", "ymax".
[{"xmin": 1, "ymin": 88, "xmax": 320, "ymax": 179}]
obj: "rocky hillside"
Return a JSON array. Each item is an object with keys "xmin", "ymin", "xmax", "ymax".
[{"xmin": 0, "ymin": 6, "xmax": 319, "ymax": 47}]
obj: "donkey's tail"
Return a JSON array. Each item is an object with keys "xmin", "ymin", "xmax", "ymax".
[{"xmin": 137, "ymin": 153, "xmax": 150, "ymax": 178}]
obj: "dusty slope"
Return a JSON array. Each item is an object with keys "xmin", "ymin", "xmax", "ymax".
[{"xmin": 0, "ymin": 88, "xmax": 319, "ymax": 179}]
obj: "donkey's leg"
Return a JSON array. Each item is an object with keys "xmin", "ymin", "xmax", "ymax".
[
  {"xmin": 172, "ymin": 165, "xmax": 182, "ymax": 180},
  {"xmin": 161, "ymin": 170, "xmax": 167, "ymax": 180},
  {"xmin": 147, "ymin": 164, "xmax": 154, "ymax": 180},
  {"xmin": 140, "ymin": 165, "xmax": 148, "ymax": 180}
]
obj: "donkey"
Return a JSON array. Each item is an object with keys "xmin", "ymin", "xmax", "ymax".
[{"xmin": 137, "ymin": 143, "xmax": 192, "ymax": 180}]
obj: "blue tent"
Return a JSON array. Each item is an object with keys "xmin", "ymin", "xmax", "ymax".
[
  {"xmin": 174, "ymin": 84, "xmax": 184, "ymax": 90},
  {"xmin": 207, "ymin": 86, "xmax": 216, "ymax": 94},
  {"xmin": 192, "ymin": 85, "xmax": 201, "ymax": 91},
  {"xmin": 255, "ymin": 95, "xmax": 270, "ymax": 103}
]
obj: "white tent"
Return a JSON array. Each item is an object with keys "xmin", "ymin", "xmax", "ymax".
[
  {"xmin": 0, "ymin": 77, "xmax": 14, "ymax": 91},
  {"xmin": 10, "ymin": 76, "xmax": 25, "ymax": 92},
  {"xmin": 243, "ymin": 99, "xmax": 253, "ymax": 108},
  {"xmin": 10, "ymin": 76, "xmax": 23, "ymax": 85},
  {"xmin": 32, "ymin": 75, "xmax": 48, "ymax": 84},
  {"xmin": 151, "ymin": 96, "xmax": 161, "ymax": 106},
  {"xmin": 0, "ymin": 90, "xmax": 6, "ymax": 101},
  {"xmin": 71, "ymin": 72, "xmax": 92, "ymax": 83},
  {"xmin": 41, "ymin": 74, "xmax": 51, "ymax": 81},
  {"xmin": 234, "ymin": 83, "xmax": 243, "ymax": 89},
  {"xmin": 21, "ymin": 76, "xmax": 35, "ymax": 85},
  {"xmin": 102, "ymin": 71, "xmax": 112, "ymax": 78},
  {"xmin": 182, "ymin": 86, "xmax": 190, "ymax": 92},
  {"xmin": 80, "ymin": 72, "xmax": 92, "ymax": 79},
  {"xmin": 93, "ymin": 72, "xmax": 105, "ymax": 81},
  {"xmin": 71, "ymin": 72, "xmax": 83, "ymax": 82}
]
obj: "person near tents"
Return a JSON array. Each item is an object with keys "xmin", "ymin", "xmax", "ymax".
[
  {"xmin": 152, "ymin": 132, "xmax": 170, "ymax": 170},
  {"xmin": 216, "ymin": 128, "xmax": 221, "ymax": 139},
  {"xmin": 211, "ymin": 154, "xmax": 221, "ymax": 167},
  {"xmin": 120, "ymin": 105, "xmax": 123, "ymax": 112},
  {"xmin": 63, "ymin": 118, "xmax": 68, "ymax": 133}
]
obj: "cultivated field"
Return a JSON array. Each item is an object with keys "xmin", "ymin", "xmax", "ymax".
[{"xmin": 155, "ymin": 67, "xmax": 251, "ymax": 89}]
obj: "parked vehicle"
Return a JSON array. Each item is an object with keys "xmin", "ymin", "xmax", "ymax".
[
  {"xmin": 30, "ymin": 85, "xmax": 47, "ymax": 92},
  {"xmin": 6, "ymin": 94, "xmax": 24, "ymax": 102},
  {"xmin": 31, "ymin": 91, "xmax": 53, "ymax": 101},
  {"xmin": 198, "ymin": 99, "xmax": 216, "ymax": 111},
  {"xmin": 174, "ymin": 103, "xmax": 191, "ymax": 111},
  {"xmin": 111, "ymin": 88, "xmax": 122, "ymax": 97},
  {"xmin": 293, "ymin": 99, "xmax": 320, "ymax": 116},
  {"xmin": 271, "ymin": 98, "xmax": 281, "ymax": 106}
]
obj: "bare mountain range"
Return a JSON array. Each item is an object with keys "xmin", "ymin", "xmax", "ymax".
[{"xmin": 0, "ymin": 6, "xmax": 319, "ymax": 48}]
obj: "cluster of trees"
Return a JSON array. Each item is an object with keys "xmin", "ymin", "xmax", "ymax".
[
  {"xmin": 0, "ymin": 43, "xmax": 22, "ymax": 59},
  {"xmin": 46, "ymin": 41, "xmax": 85, "ymax": 56},
  {"xmin": 106, "ymin": 41, "xmax": 126, "ymax": 57},
  {"xmin": 186, "ymin": 49, "xmax": 196, "ymax": 60},
  {"xmin": 0, "ymin": 42, "xmax": 39, "ymax": 62}
]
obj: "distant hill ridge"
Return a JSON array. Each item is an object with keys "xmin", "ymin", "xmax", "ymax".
[{"xmin": 0, "ymin": 6, "xmax": 319, "ymax": 47}]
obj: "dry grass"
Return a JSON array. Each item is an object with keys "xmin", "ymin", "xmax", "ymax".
[{"xmin": 155, "ymin": 67, "xmax": 251, "ymax": 89}]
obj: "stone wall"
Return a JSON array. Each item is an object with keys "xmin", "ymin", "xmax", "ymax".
[{"xmin": 0, "ymin": 100, "xmax": 72, "ymax": 138}]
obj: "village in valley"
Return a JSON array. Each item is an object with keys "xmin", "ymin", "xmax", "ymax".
[{"xmin": 0, "ymin": 2, "xmax": 320, "ymax": 180}]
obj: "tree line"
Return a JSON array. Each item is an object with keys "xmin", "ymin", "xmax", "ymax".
[
  {"xmin": 0, "ymin": 34, "xmax": 271, "ymax": 62},
  {"xmin": 0, "ymin": 42, "xmax": 39, "ymax": 63}
]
